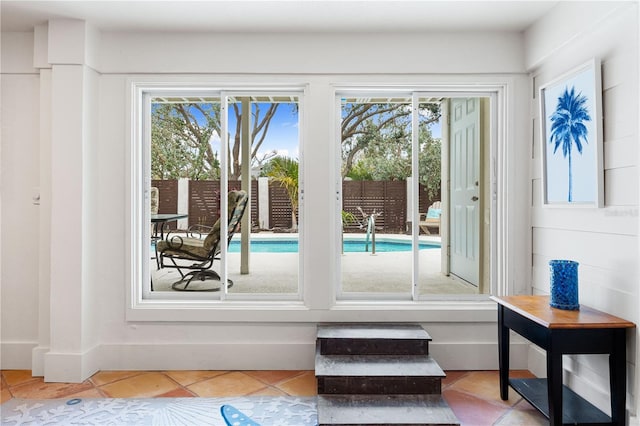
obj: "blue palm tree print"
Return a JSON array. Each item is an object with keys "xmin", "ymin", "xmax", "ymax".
[{"xmin": 549, "ymin": 86, "xmax": 591, "ymax": 202}]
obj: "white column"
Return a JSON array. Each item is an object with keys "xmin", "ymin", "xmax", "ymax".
[
  {"xmin": 258, "ymin": 177, "xmax": 270, "ymax": 230},
  {"xmin": 240, "ymin": 98, "xmax": 250, "ymax": 274},
  {"xmin": 406, "ymin": 176, "xmax": 413, "ymax": 234},
  {"xmin": 44, "ymin": 19, "xmax": 100, "ymax": 382},
  {"xmin": 177, "ymin": 178, "xmax": 189, "ymax": 229}
]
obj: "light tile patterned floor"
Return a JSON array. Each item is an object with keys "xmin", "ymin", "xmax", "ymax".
[{"xmin": 1, "ymin": 369, "xmax": 547, "ymax": 425}]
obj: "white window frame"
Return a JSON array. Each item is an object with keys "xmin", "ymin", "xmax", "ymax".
[
  {"xmin": 333, "ymin": 86, "xmax": 506, "ymax": 303},
  {"xmin": 126, "ymin": 80, "xmax": 308, "ymax": 321},
  {"xmin": 125, "ymin": 77, "xmax": 517, "ymax": 323}
]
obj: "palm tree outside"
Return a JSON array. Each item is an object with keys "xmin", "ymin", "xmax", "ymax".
[
  {"xmin": 264, "ymin": 156, "xmax": 299, "ymax": 231},
  {"xmin": 549, "ymin": 86, "xmax": 591, "ymax": 202}
]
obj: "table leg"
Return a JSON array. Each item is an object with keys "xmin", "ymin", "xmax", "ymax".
[
  {"xmin": 497, "ymin": 305, "xmax": 510, "ymax": 400},
  {"xmin": 610, "ymin": 329, "xmax": 627, "ymax": 425},
  {"xmin": 546, "ymin": 336, "xmax": 563, "ymax": 426}
]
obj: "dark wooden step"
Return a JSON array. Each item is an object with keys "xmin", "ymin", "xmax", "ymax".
[
  {"xmin": 316, "ymin": 348, "xmax": 445, "ymax": 395},
  {"xmin": 317, "ymin": 394, "xmax": 460, "ymax": 425},
  {"xmin": 317, "ymin": 323, "xmax": 431, "ymax": 356}
]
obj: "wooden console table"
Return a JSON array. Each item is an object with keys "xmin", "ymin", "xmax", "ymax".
[{"xmin": 491, "ymin": 295, "xmax": 635, "ymax": 426}]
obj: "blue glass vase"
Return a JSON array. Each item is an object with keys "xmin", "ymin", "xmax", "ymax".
[{"xmin": 549, "ymin": 260, "xmax": 579, "ymax": 310}]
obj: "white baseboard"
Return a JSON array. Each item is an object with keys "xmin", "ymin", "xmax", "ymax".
[
  {"xmin": 527, "ymin": 345, "xmax": 546, "ymax": 377},
  {"xmin": 96, "ymin": 342, "xmax": 521, "ymax": 373},
  {"xmin": 0, "ymin": 341, "xmax": 37, "ymax": 369},
  {"xmin": 43, "ymin": 345, "xmax": 101, "ymax": 383},
  {"xmin": 31, "ymin": 346, "xmax": 50, "ymax": 376},
  {"xmin": 98, "ymin": 342, "xmax": 317, "ymax": 371},
  {"xmin": 4, "ymin": 341, "xmax": 529, "ymax": 382},
  {"xmin": 430, "ymin": 341, "xmax": 529, "ymax": 370}
]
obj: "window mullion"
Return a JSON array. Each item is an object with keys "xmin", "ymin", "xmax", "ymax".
[
  {"xmin": 220, "ymin": 93, "xmax": 229, "ymax": 300},
  {"xmin": 411, "ymin": 93, "xmax": 420, "ymax": 301}
]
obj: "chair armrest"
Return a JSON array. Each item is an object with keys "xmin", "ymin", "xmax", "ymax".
[
  {"xmin": 186, "ymin": 224, "xmax": 213, "ymax": 239},
  {"xmin": 162, "ymin": 230, "xmax": 188, "ymax": 249}
]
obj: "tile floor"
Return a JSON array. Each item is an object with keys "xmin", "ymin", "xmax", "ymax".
[{"xmin": 1, "ymin": 369, "xmax": 547, "ymax": 425}]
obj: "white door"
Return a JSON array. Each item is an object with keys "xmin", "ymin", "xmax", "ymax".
[{"xmin": 449, "ymin": 98, "xmax": 480, "ymax": 286}]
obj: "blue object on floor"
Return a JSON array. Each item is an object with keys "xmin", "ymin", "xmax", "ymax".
[{"xmin": 221, "ymin": 404, "xmax": 261, "ymax": 426}]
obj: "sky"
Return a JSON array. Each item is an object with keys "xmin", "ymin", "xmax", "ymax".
[
  {"xmin": 237, "ymin": 103, "xmax": 299, "ymax": 160},
  {"xmin": 187, "ymin": 100, "xmax": 441, "ymax": 164},
  {"xmin": 249, "ymin": 103, "xmax": 442, "ymax": 157}
]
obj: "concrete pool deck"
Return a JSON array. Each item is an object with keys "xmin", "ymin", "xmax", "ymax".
[{"xmin": 150, "ymin": 233, "xmax": 478, "ymax": 295}]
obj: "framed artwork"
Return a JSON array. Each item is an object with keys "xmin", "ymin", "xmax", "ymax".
[{"xmin": 540, "ymin": 58, "xmax": 603, "ymax": 207}]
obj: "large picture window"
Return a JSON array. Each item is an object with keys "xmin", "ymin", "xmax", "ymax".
[
  {"xmin": 128, "ymin": 79, "xmax": 509, "ymax": 321},
  {"xmin": 135, "ymin": 87, "xmax": 303, "ymax": 301}
]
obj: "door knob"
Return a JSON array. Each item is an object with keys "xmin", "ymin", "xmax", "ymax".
[{"xmin": 471, "ymin": 196, "xmax": 479, "ymax": 201}]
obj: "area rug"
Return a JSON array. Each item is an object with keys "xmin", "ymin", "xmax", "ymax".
[{"xmin": 1, "ymin": 396, "xmax": 317, "ymax": 425}]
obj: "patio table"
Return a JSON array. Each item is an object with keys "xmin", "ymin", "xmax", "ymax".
[{"xmin": 151, "ymin": 213, "xmax": 188, "ymax": 240}]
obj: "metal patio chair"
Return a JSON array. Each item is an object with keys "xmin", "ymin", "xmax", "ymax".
[{"xmin": 156, "ymin": 190, "xmax": 248, "ymax": 291}]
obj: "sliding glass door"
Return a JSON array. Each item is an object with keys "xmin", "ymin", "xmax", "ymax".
[
  {"xmin": 146, "ymin": 89, "xmax": 302, "ymax": 299},
  {"xmin": 337, "ymin": 92, "xmax": 489, "ymax": 300},
  {"xmin": 220, "ymin": 94, "xmax": 302, "ymax": 297},
  {"xmin": 339, "ymin": 96, "xmax": 414, "ymax": 298}
]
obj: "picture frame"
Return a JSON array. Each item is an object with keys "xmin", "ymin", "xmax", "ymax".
[{"xmin": 540, "ymin": 58, "xmax": 603, "ymax": 207}]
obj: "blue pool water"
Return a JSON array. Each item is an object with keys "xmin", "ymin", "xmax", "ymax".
[{"xmin": 228, "ymin": 239, "xmax": 439, "ymax": 253}]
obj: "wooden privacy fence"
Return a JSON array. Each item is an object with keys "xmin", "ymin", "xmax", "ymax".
[
  {"xmin": 188, "ymin": 180, "xmax": 259, "ymax": 228},
  {"xmin": 151, "ymin": 179, "xmax": 434, "ymax": 233},
  {"xmin": 153, "ymin": 180, "xmax": 178, "ymax": 215},
  {"xmin": 341, "ymin": 181, "xmax": 431, "ymax": 233}
]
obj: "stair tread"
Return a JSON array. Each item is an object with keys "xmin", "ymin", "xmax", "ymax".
[
  {"xmin": 318, "ymin": 323, "xmax": 432, "ymax": 341},
  {"xmin": 316, "ymin": 351, "xmax": 445, "ymax": 378},
  {"xmin": 317, "ymin": 394, "xmax": 460, "ymax": 425}
]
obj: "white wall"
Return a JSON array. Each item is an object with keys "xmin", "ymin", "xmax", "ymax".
[
  {"xmin": 526, "ymin": 1, "xmax": 639, "ymax": 418},
  {"xmin": 98, "ymin": 31, "xmax": 525, "ymax": 74},
  {"xmin": 0, "ymin": 32, "xmax": 41, "ymax": 368}
]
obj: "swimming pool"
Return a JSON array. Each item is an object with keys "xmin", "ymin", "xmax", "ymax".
[{"xmin": 228, "ymin": 238, "xmax": 440, "ymax": 253}]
